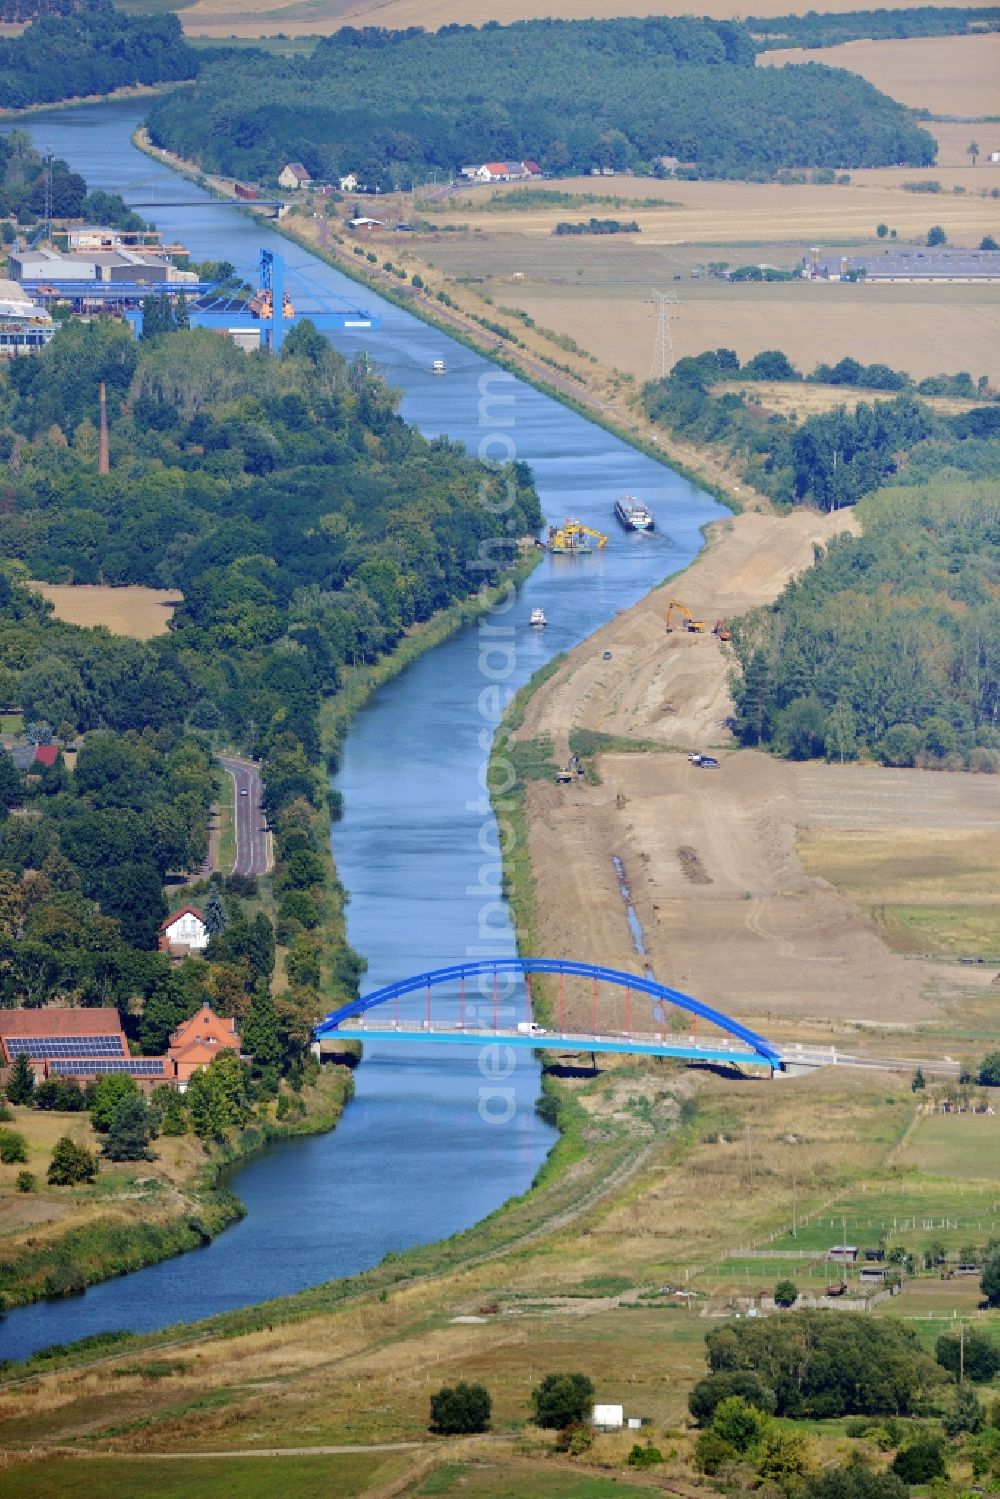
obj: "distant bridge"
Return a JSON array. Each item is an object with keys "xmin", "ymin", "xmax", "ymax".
[{"xmin": 314, "ymin": 958, "xmax": 784, "ymax": 1073}]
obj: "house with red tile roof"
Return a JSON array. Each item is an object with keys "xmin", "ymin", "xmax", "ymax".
[
  {"xmin": 0, "ymin": 1007, "xmax": 169, "ymax": 1088},
  {"xmin": 168, "ymin": 1001, "xmax": 243, "ymax": 1086}
]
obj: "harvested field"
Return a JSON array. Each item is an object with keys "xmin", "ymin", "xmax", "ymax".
[
  {"xmin": 427, "ymin": 177, "xmax": 1000, "ymax": 243},
  {"xmin": 716, "ymin": 381, "xmax": 992, "ymax": 419},
  {"xmin": 177, "ymin": 0, "xmax": 1000, "ymax": 39},
  {"xmin": 493, "ymin": 281, "xmax": 1000, "ymax": 384},
  {"xmin": 760, "ymin": 34, "xmax": 1000, "ymax": 117},
  {"xmin": 397, "ymin": 171, "xmax": 1000, "ymax": 380},
  {"xmin": 30, "ymin": 582, "xmax": 181, "ymax": 638}
]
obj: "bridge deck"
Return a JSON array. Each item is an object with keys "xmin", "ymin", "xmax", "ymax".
[{"xmin": 318, "ymin": 1022, "xmax": 776, "ymax": 1069}]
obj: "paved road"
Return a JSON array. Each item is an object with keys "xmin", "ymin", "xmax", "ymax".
[
  {"xmin": 780, "ymin": 1044, "xmax": 960, "ymax": 1077},
  {"xmin": 219, "ymin": 756, "xmax": 272, "ymax": 878}
]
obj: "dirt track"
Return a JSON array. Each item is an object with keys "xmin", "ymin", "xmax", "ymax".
[{"xmin": 516, "ymin": 509, "xmax": 997, "ymax": 1034}]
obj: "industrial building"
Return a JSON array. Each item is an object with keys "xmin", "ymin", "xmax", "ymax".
[
  {"xmin": 804, "ymin": 248, "xmax": 1000, "ymax": 283},
  {"xmin": 0, "ymin": 277, "xmax": 54, "ymax": 356},
  {"xmin": 8, "ymin": 246, "xmax": 194, "ymax": 286}
]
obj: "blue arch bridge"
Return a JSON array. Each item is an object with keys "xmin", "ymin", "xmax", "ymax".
[{"xmin": 314, "ymin": 958, "xmax": 784, "ymax": 1074}]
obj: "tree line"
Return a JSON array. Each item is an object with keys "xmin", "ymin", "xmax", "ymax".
[
  {"xmin": 643, "ymin": 348, "xmax": 1000, "ymax": 512},
  {"xmin": 145, "ymin": 16, "xmax": 935, "ymax": 188},
  {"xmin": 0, "ymin": 127, "xmax": 146, "ymax": 226},
  {"xmin": 0, "ymin": 0, "xmax": 199, "ymax": 111},
  {"xmin": 728, "ymin": 479, "xmax": 1000, "ymax": 766},
  {"xmin": 750, "ymin": 5, "xmax": 1000, "ymax": 51}
]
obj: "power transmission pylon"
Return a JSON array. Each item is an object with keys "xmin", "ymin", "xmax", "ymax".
[{"xmin": 650, "ymin": 289, "xmax": 678, "ymax": 380}]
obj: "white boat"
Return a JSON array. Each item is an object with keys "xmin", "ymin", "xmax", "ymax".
[
  {"xmin": 530, "ymin": 607, "xmax": 547, "ymax": 627},
  {"xmin": 431, "ymin": 358, "xmax": 446, "ymax": 374},
  {"xmin": 615, "ymin": 495, "xmax": 654, "ymax": 531}
]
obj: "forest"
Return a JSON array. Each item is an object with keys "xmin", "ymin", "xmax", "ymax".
[
  {"xmin": 0, "ymin": 0, "xmax": 198, "ymax": 110},
  {"xmin": 145, "ymin": 18, "xmax": 935, "ymax": 187},
  {"xmin": 643, "ymin": 350, "xmax": 1000, "ymax": 511},
  {"xmin": 0, "ymin": 315, "xmax": 540, "ymax": 1071},
  {"xmin": 728, "ymin": 480, "xmax": 1000, "ymax": 765},
  {"xmin": 750, "ymin": 6, "xmax": 1000, "ymax": 51}
]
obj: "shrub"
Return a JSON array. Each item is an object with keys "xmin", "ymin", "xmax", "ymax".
[
  {"xmin": 694, "ymin": 1428, "xmax": 736, "ymax": 1474},
  {"xmin": 689, "ymin": 1370, "xmax": 777, "ymax": 1424},
  {"xmin": 982, "ymin": 1253, "xmax": 1000, "ymax": 1307},
  {"xmin": 34, "ymin": 1078, "xmax": 85, "ymax": 1112},
  {"xmin": 47, "ymin": 1137, "xmax": 97, "ymax": 1186},
  {"xmin": 429, "ymin": 1381, "xmax": 492, "ymax": 1434},
  {"xmin": 103, "ymin": 1095, "xmax": 156, "ymax": 1162},
  {"xmin": 979, "ymin": 1052, "xmax": 1000, "ymax": 1086},
  {"xmin": 806, "ymin": 1467, "xmax": 908, "ymax": 1499},
  {"xmin": 531, "ymin": 1371, "xmax": 595, "ymax": 1429},
  {"xmin": 774, "ymin": 1278, "xmax": 798, "ymax": 1307},
  {"xmin": 943, "ymin": 1384, "xmax": 985, "ymax": 1436},
  {"xmin": 0, "ymin": 1127, "xmax": 28, "ymax": 1163},
  {"xmin": 936, "ymin": 1328, "xmax": 1000, "ymax": 1382},
  {"xmin": 926, "ymin": 225, "xmax": 947, "ymax": 246},
  {"xmin": 0, "ymin": 1100, "xmax": 13, "ymax": 1121},
  {"xmin": 628, "ymin": 1443, "xmax": 663, "ymax": 1468},
  {"xmin": 89, "ymin": 1073, "xmax": 140, "ymax": 1132},
  {"xmin": 711, "ymin": 1396, "xmax": 769, "ymax": 1453},
  {"xmin": 891, "ymin": 1433, "xmax": 947, "ymax": 1483},
  {"xmin": 16, "ymin": 1170, "xmax": 36, "ymax": 1192}
]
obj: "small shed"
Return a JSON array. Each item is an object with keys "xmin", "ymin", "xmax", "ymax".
[
  {"xmin": 592, "ymin": 1403, "xmax": 624, "ymax": 1430},
  {"xmin": 828, "ymin": 1245, "xmax": 859, "ymax": 1263}
]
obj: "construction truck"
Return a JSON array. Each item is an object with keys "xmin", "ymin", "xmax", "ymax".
[
  {"xmin": 666, "ymin": 597, "xmax": 706, "ymax": 633},
  {"xmin": 713, "ymin": 619, "xmax": 731, "ymax": 641},
  {"xmin": 547, "ymin": 518, "xmax": 608, "ymax": 554}
]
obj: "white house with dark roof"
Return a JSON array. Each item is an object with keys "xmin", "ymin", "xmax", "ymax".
[{"xmin": 279, "ymin": 162, "xmax": 312, "ymax": 190}]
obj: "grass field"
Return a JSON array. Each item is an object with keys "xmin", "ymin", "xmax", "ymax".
[
  {"xmin": 1, "ymin": 1454, "xmax": 395, "ymax": 1498},
  {"xmin": 761, "ymin": 33, "xmax": 1000, "ymax": 117},
  {"xmin": 216, "ymin": 765, "xmax": 236, "ymax": 875},
  {"xmin": 897, "ymin": 1111, "xmax": 1000, "ymax": 1177},
  {"xmin": 29, "ymin": 583, "xmax": 181, "ymax": 639},
  {"xmin": 800, "ymin": 827, "xmax": 1000, "ymax": 957}
]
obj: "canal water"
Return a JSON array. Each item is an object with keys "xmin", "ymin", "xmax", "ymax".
[{"xmin": 0, "ymin": 103, "xmax": 726, "ymax": 1363}]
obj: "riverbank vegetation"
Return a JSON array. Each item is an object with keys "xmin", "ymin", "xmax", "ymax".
[
  {"xmin": 0, "ymin": 301, "xmax": 541, "ymax": 1301},
  {"xmin": 145, "ymin": 17, "xmax": 934, "ymax": 188},
  {"xmin": 643, "ymin": 348, "xmax": 1000, "ymax": 512},
  {"xmin": 0, "ymin": 0, "xmax": 198, "ymax": 112},
  {"xmin": 728, "ymin": 479, "xmax": 999, "ymax": 767}
]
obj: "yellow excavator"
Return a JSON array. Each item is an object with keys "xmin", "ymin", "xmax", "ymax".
[
  {"xmin": 547, "ymin": 518, "xmax": 608, "ymax": 554},
  {"xmin": 666, "ymin": 597, "xmax": 706, "ymax": 633}
]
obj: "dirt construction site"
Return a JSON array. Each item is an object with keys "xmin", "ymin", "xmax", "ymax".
[{"xmin": 514, "ymin": 509, "xmax": 1000, "ymax": 1041}]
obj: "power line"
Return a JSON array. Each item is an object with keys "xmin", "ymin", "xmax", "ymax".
[{"xmin": 650, "ymin": 289, "xmax": 678, "ymax": 380}]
